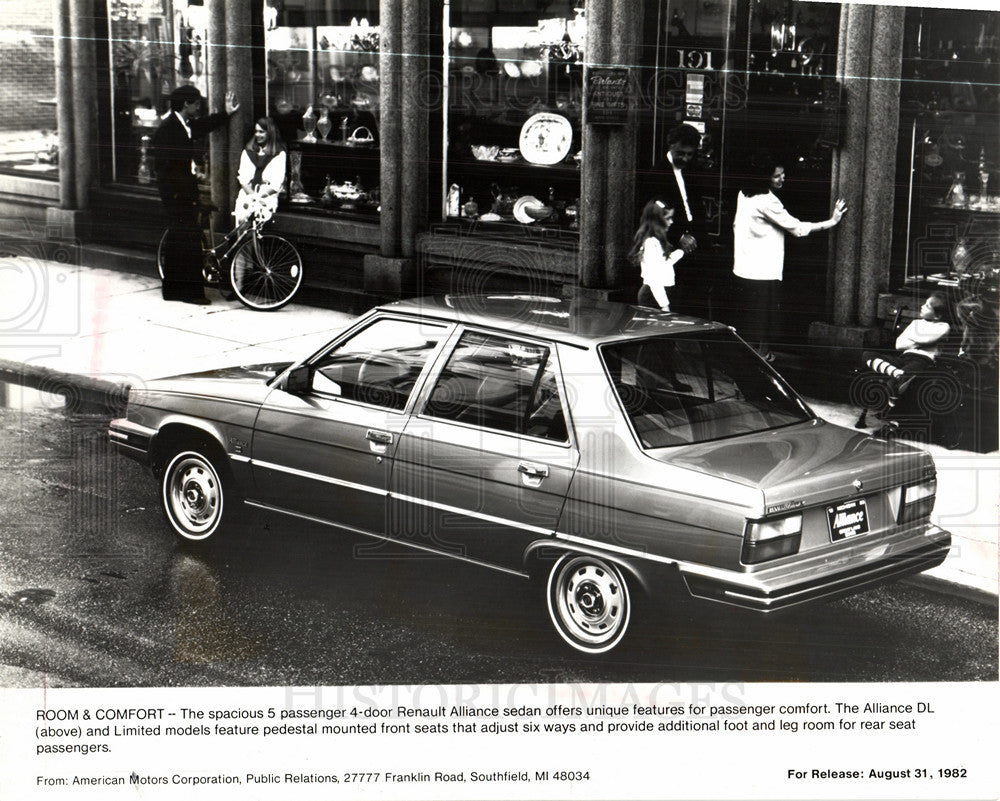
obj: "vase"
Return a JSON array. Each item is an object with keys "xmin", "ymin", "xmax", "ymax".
[
  {"xmin": 316, "ymin": 109, "xmax": 332, "ymax": 143},
  {"xmin": 301, "ymin": 106, "xmax": 317, "ymax": 143},
  {"xmin": 944, "ymin": 171, "xmax": 967, "ymax": 207}
]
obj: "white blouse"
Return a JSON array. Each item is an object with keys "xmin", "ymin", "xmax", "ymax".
[
  {"xmin": 237, "ymin": 149, "xmax": 287, "ymax": 196},
  {"xmin": 733, "ymin": 190, "xmax": 818, "ymax": 281},
  {"xmin": 896, "ymin": 319, "xmax": 950, "ymax": 359},
  {"xmin": 640, "ymin": 237, "xmax": 684, "ymax": 311}
]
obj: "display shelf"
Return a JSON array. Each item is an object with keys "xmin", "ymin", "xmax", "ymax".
[{"xmin": 266, "ymin": 18, "xmax": 381, "ymax": 219}]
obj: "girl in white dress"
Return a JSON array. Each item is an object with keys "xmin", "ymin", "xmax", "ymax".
[{"xmin": 629, "ymin": 198, "xmax": 686, "ymax": 312}]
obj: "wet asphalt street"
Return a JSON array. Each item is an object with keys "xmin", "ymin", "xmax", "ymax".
[{"xmin": 0, "ymin": 405, "xmax": 996, "ymax": 688}]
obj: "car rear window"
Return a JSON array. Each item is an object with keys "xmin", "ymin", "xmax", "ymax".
[{"xmin": 600, "ymin": 332, "xmax": 812, "ymax": 447}]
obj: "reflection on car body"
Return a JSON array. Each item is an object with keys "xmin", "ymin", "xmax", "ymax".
[{"xmin": 110, "ymin": 296, "xmax": 951, "ymax": 654}]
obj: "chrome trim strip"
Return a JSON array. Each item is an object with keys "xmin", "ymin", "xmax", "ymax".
[
  {"xmin": 391, "ymin": 490, "xmax": 554, "ymax": 537},
  {"xmin": 146, "ymin": 392, "xmax": 262, "ymax": 409},
  {"xmin": 109, "ymin": 419, "xmax": 156, "ymax": 438},
  {"xmin": 253, "ymin": 458, "xmax": 387, "ymax": 497},
  {"xmin": 108, "ymin": 430, "xmax": 129, "ymax": 441},
  {"xmin": 243, "ymin": 500, "xmax": 530, "ymax": 579},
  {"xmin": 554, "ymin": 532, "xmax": 680, "ymax": 567},
  {"xmin": 230, "ymin": 454, "xmax": 251, "ymax": 464},
  {"xmin": 252, "ymin": 460, "xmax": 556, "ymax": 537}
]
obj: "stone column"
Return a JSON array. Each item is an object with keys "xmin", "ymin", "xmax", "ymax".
[
  {"xmin": 378, "ymin": 0, "xmax": 403, "ymax": 259},
  {"xmin": 812, "ymin": 3, "xmax": 905, "ymax": 347},
  {"xmin": 53, "ymin": 0, "xmax": 73, "ymax": 211},
  {"xmin": 578, "ymin": 0, "xmax": 610, "ymax": 289},
  {"xmin": 603, "ymin": 0, "xmax": 642, "ymax": 288},
  {"xmin": 68, "ymin": 0, "xmax": 96, "ymax": 211},
  {"xmin": 400, "ymin": 0, "xmax": 428, "ymax": 260},
  {"xmin": 365, "ymin": 0, "xmax": 414, "ymax": 297},
  {"xmin": 857, "ymin": 4, "xmax": 905, "ymax": 328},
  {"xmin": 225, "ymin": 0, "xmax": 254, "ymax": 221},
  {"xmin": 207, "ymin": 0, "xmax": 229, "ymax": 231}
]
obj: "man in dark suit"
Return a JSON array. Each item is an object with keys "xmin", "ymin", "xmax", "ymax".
[
  {"xmin": 153, "ymin": 85, "xmax": 239, "ymax": 303},
  {"xmin": 659, "ymin": 123, "xmax": 714, "ymax": 317}
]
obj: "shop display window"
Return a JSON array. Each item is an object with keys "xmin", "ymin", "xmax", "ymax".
[
  {"xmin": 107, "ymin": 0, "xmax": 208, "ymax": 187},
  {"xmin": 265, "ymin": 1, "xmax": 381, "ymax": 218},
  {"xmin": 896, "ymin": 8, "xmax": 1000, "ymax": 288},
  {"xmin": 0, "ymin": 5, "xmax": 58, "ymax": 179},
  {"xmin": 443, "ymin": 0, "xmax": 585, "ymax": 231}
]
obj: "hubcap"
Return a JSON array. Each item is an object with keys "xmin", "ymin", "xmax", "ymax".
[
  {"xmin": 548, "ymin": 556, "xmax": 630, "ymax": 653},
  {"xmin": 574, "ymin": 580, "xmax": 606, "ymax": 617},
  {"xmin": 166, "ymin": 454, "xmax": 221, "ymax": 536}
]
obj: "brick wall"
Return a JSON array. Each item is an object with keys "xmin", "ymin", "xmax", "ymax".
[{"xmin": 0, "ymin": 0, "xmax": 57, "ymax": 132}]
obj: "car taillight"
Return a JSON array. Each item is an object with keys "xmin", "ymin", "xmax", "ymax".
[
  {"xmin": 742, "ymin": 514, "xmax": 802, "ymax": 564},
  {"xmin": 899, "ymin": 479, "xmax": 936, "ymax": 524}
]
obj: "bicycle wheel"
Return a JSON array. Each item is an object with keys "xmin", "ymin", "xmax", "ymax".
[
  {"xmin": 229, "ymin": 234, "xmax": 303, "ymax": 311},
  {"xmin": 156, "ymin": 228, "xmax": 169, "ymax": 280},
  {"xmin": 157, "ymin": 227, "xmax": 217, "ymax": 284}
]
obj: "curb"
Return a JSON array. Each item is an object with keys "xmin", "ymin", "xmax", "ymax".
[
  {"xmin": 902, "ymin": 574, "xmax": 998, "ymax": 609},
  {"xmin": 0, "ymin": 357, "xmax": 129, "ymax": 415}
]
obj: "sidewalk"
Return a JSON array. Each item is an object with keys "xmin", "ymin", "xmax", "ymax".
[{"xmin": 1, "ymin": 256, "xmax": 996, "ymax": 601}]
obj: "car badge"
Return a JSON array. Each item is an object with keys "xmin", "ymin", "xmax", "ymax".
[{"xmin": 852, "ymin": 479, "xmax": 863, "ymax": 492}]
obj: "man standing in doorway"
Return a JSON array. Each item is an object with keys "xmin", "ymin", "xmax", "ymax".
[
  {"xmin": 153, "ymin": 86, "xmax": 239, "ymax": 304},
  {"xmin": 660, "ymin": 123, "xmax": 712, "ymax": 317}
]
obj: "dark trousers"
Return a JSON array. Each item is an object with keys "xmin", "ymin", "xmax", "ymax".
[
  {"xmin": 161, "ymin": 201, "xmax": 205, "ymax": 301},
  {"xmin": 736, "ymin": 277, "xmax": 781, "ymax": 353}
]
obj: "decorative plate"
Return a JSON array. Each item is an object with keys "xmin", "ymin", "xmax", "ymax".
[
  {"xmin": 518, "ymin": 113, "xmax": 573, "ymax": 165},
  {"xmin": 513, "ymin": 195, "xmax": 542, "ymax": 224}
]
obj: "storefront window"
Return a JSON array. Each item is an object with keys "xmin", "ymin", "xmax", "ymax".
[
  {"xmin": 265, "ymin": 1, "xmax": 381, "ymax": 218},
  {"xmin": 443, "ymin": 0, "xmax": 585, "ymax": 231},
  {"xmin": 107, "ymin": 0, "xmax": 209, "ymax": 187},
  {"xmin": 0, "ymin": 2, "xmax": 58, "ymax": 179},
  {"xmin": 896, "ymin": 7, "xmax": 1000, "ymax": 286}
]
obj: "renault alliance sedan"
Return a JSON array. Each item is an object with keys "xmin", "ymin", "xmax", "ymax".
[{"xmin": 109, "ymin": 296, "xmax": 950, "ymax": 654}]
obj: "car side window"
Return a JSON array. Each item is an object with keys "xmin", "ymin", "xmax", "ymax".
[
  {"xmin": 311, "ymin": 318, "xmax": 446, "ymax": 410},
  {"xmin": 424, "ymin": 331, "xmax": 568, "ymax": 441}
]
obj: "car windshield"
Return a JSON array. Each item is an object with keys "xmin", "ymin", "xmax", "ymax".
[{"xmin": 600, "ymin": 331, "xmax": 813, "ymax": 447}]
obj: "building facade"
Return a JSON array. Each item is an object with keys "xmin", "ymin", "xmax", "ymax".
[{"xmin": 1, "ymin": 0, "xmax": 997, "ymax": 348}]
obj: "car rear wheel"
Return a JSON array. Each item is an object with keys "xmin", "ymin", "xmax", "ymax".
[
  {"xmin": 161, "ymin": 448, "xmax": 232, "ymax": 542},
  {"xmin": 546, "ymin": 554, "xmax": 631, "ymax": 654}
]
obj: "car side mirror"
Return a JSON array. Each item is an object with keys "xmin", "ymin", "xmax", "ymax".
[{"xmin": 285, "ymin": 364, "xmax": 312, "ymax": 395}]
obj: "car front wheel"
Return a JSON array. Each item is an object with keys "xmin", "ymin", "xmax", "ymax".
[
  {"xmin": 546, "ymin": 554, "xmax": 631, "ymax": 654},
  {"xmin": 161, "ymin": 449, "xmax": 231, "ymax": 542}
]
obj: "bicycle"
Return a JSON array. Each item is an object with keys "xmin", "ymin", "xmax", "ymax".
[{"xmin": 157, "ymin": 203, "xmax": 303, "ymax": 311}]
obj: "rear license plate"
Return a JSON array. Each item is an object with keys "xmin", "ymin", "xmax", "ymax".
[{"xmin": 827, "ymin": 498, "xmax": 869, "ymax": 541}]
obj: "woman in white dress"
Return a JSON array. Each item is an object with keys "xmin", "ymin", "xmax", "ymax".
[{"xmin": 234, "ymin": 117, "xmax": 286, "ymax": 226}]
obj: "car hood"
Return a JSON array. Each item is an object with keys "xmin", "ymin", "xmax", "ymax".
[
  {"xmin": 141, "ymin": 362, "xmax": 292, "ymax": 405},
  {"xmin": 657, "ymin": 419, "xmax": 934, "ymax": 511}
]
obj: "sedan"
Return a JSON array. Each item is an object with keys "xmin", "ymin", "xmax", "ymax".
[{"xmin": 109, "ymin": 295, "xmax": 950, "ymax": 654}]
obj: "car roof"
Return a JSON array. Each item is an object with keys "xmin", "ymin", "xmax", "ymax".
[{"xmin": 382, "ymin": 295, "xmax": 727, "ymax": 347}]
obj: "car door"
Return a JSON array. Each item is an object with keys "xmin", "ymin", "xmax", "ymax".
[
  {"xmin": 388, "ymin": 329, "xmax": 579, "ymax": 570},
  {"xmin": 250, "ymin": 315, "xmax": 449, "ymax": 535}
]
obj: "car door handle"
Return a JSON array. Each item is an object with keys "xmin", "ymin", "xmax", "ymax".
[
  {"xmin": 366, "ymin": 429, "xmax": 393, "ymax": 454},
  {"xmin": 517, "ymin": 461, "xmax": 549, "ymax": 487},
  {"xmin": 366, "ymin": 429, "xmax": 393, "ymax": 445}
]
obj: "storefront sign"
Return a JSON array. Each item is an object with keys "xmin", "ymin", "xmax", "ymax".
[{"xmin": 586, "ymin": 68, "xmax": 631, "ymax": 126}]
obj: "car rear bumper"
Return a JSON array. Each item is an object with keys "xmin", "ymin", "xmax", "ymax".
[
  {"xmin": 680, "ymin": 524, "xmax": 952, "ymax": 611},
  {"xmin": 108, "ymin": 418, "xmax": 155, "ymax": 463}
]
